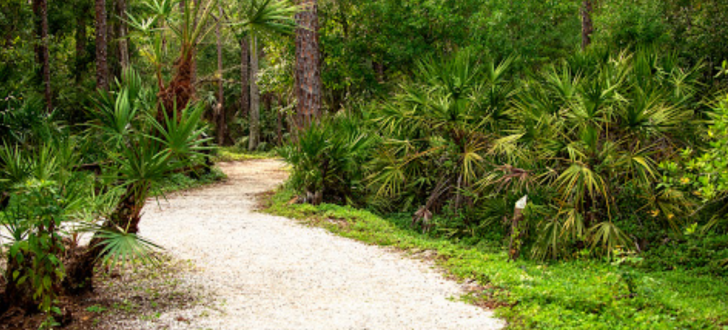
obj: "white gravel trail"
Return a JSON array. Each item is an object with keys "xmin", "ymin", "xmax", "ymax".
[{"xmin": 137, "ymin": 159, "xmax": 504, "ymax": 330}]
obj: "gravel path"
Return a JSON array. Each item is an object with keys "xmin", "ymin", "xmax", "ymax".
[{"xmin": 137, "ymin": 159, "xmax": 504, "ymax": 330}]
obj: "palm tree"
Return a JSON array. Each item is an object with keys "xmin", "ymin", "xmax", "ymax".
[
  {"xmin": 127, "ymin": 0, "xmax": 219, "ymax": 118},
  {"xmin": 234, "ymin": 0, "xmax": 297, "ymax": 151},
  {"xmin": 64, "ymin": 68, "xmax": 209, "ymax": 294}
]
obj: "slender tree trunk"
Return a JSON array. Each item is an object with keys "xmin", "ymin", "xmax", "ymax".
[
  {"xmin": 581, "ymin": 0, "xmax": 593, "ymax": 50},
  {"xmin": 215, "ymin": 2, "xmax": 227, "ymax": 146},
  {"xmin": 33, "ymin": 0, "xmax": 52, "ymax": 111},
  {"xmin": 117, "ymin": 0, "xmax": 130, "ymax": 69},
  {"xmin": 95, "ymin": 0, "xmax": 109, "ymax": 91},
  {"xmin": 107, "ymin": 0, "xmax": 120, "ymax": 80},
  {"xmin": 294, "ymin": 0, "xmax": 322, "ymax": 129},
  {"xmin": 75, "ymin": 4, "xmax": 88, "ymax": 84},
  {"xmin": 240, "ymin": 38, "xmax": 250, "ymax": 118},
  {"xmin": 248, "ymin": 36, "xmax": 260, "ymax": 151},
  {"xmin": 373, "ymin": 60, "xmax": 385, "ymax": 84},
  {"xmin": 191, "ymin": 0, "xmax": 199, "ymax": 86},
  {"xmin": 275, "ymin": 95, "xmax": 283, "ymax": 145}
]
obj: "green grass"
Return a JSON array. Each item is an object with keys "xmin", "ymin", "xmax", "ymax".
[
  {"xmin": 212, "ymin": 146, "xmax": 277, "ymax": 162},
  {"xmin": 265, "ymin": 188, "xmax": 728, "ymax": 330},
  {"xmin": 151, "ymin": 167, "xmax": 227, "ymax": 196}
]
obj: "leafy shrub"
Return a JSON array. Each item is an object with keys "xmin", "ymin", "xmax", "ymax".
[
  {"xmin": 283, "ymin": 48, "xmax": 711, "ymax": 261},
  {"xmin": 278, "ymin": 111, "xmax": 376, "ymax": 205},
  {"xmin": 642, "ymin": 233, "xmax": 728, "ymax": 276}
]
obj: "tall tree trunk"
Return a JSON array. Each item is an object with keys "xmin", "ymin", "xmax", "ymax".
[
  {"xmin": 117, "ymin": 0, "xmax": 130, "ymax": 69},
  {"xmin": 108, "ymin": 0, "xmax": 121, "ymax": 80},
  {"xmin": 275, "ymin": 95, "xmax": 283, "ymax": 145},
  {"xmin": 240, "ymin": 38, "xmax": 250, "ymax": 118},
  {"xmin": 581, "ymin": 0, "xmax": 593, "ymax": 50},
  {"xmin": 95, "ymin": 0, "xmax": 109, "ymax": 91},
  {"xmin": 215, "ymin": 2, "xmax": 227, "ymax": 146},
  {"xmin": 248, "ymin": 36, "xmax": 260, "ymax": 151},
  {"xmin": 294, "ymin": 0, "xmax": 322, "ymax": 129},
  {"xmin": 33, "ymin": 0, "xmax": 52, "ymax": 111},
  {"xmin": 191, "ymin": 0, "xmax": 199, "ymax": 86},
  {"xmin": 373, "ymin": 60, "xmax": 385, "ymax": 84},
  {"xmin": 75, "ymin": 3, "xmax": 88, "ymax": 84}
]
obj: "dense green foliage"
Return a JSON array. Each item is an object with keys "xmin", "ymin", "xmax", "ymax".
[
  {"xmin": 276, "ymin": 2, "xmax": 728, "ymax": 326},
  {"xmin": 281, "ymin": 48, "xmax": 726, "ymax": 262},
  {"xmin": 266, "ymin": 188, "xmax": 728, "ymax": 329},
  {"xmin": 2, "ymin": 0, "xmax": 728, "ymax": 327},
  {"xmin": 0, "ymin": 68, "xmax": 212, "ymax": 322}
]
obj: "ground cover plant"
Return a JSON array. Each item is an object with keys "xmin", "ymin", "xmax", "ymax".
[
  {"xmin": 3, "ymin": 0, "xmax": 728, "ymax": 328},
  {"xmin": 265, "ymin": 188, "xmax": 728, "ymax": 329},
  {"xmin": 276, "ymin": 46, "xmax": 728, "ymax": 329}
]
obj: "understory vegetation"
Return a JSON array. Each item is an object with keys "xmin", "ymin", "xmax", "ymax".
[
  {"xmin": 266, "ymin": 188, "xmax": 728, "ymax": 329},
  {"xmin": 3, "ymin": 0, "xmax": 728, "ymax": 328},
  {"xmin": 272, "ymin": 2, "xmax": 728, "ymax": 329},
  {"xmin": 281, "ymin": 48, "xmax": 728, "ymax": 265}
]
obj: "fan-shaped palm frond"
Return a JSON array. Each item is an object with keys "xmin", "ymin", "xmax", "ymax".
[{"xmin": 93, "ymin": 227, "xmax": 163, "ymax": 269}]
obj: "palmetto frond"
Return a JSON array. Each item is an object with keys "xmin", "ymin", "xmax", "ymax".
[
  {"xmin": 236, "ymin": 0, "xmax": 297, "ymax": 37},
  {"xmin": 93, "ymin": 226, "xmax": 163, "ymax": 269}
]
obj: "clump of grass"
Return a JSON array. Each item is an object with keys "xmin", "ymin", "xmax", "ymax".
[
  {"xmin": 212, "ymin": 147, "xmax": 276, "ymax": 162},
  {"xmin": 151, "ymin": 167, "xmax": 227, "ymax": 196},
  {"xmin": 264, "ymin": 187, "xmax": 728, "ymax": 330}
]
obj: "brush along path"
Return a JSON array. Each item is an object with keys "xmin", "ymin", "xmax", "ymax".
[{"xmin": 136, "ymin": 159, "xmax": 503, "ymax": 330}]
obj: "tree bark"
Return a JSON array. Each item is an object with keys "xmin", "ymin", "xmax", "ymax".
[
  {"xmin": 581, "ymin": 0, "xmax": 593, "ymax": 50},
  {"xmin": 191, "ymin": 0, "xmax": 199, "ymax": 86},
  {"xmin": 508, "ymin": 196, "xmax": 527, "ymax": 261},
  {"xmin": 1, "ymin": 253, "xmax": 37, "ymax": 314},
  {"xmin": 117, "ymin": 0, "xmax": 130, "ymax": 69},
  {"xmin": 75, "ymin": 2, "xmax": 88, "ymax": 84},
  {"xmin": 275, "ymin": 95, "xmax": 283, "ymax": 145},
  {"xmin": 240, "ymin": 38, "xmax": 250, "ymax": 118},
  {"xmin": 294, "ymin": 0, "xmax": 322, "ymax": 129},
  {"xmin": 33, "ymin": 0, "xmax": 52, "ymax": 111},
  {"xmin": 248, "ymin": 36, "xmax": 260, "ymax": 151},
  {"xmin": 214, "ymin": 3, "xmax": 227, "ymax": 146},
  {"xmin": 95, "ymin": 0, "xmax": 109, "ymax": 91},
  {"xmin": 64, "ymin": 183, "xmax": 146, "ymax": 294}
]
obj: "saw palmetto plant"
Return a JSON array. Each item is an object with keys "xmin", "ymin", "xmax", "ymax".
[
  {"xmin": 368, "ymin": 51, "xmax": 519, "ymax": 223},
  {"xmin": 342, "ymin": 49, "xmax": 704, "ymax": 259},
  {"xmin": 512, "ymin": 50, "xmax": 702, "ymax": 259}
]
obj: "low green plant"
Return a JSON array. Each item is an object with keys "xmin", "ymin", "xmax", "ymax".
[
  {"xmin": 278, "ymin": 112, "xmax": 376, "ymax": 205},
  {"xmin": 282, "ymin": 48, "xmax": 708, "ymax": 261},
  {"xmin": 5, "ymin": 179, "xmax": 66, "ymax": 315},
  {"xmin": 85, "ymin": 305, "xmax": 107, "ymax": 314},
  {"xmin": 212, "ymin": 147, "xmax": 275, "ymax": 162},
  {"xmin": 266, "ymin": 187, "xmax": 728, "ymax": 330}
]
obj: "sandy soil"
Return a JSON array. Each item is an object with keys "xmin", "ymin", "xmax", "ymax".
[{"xmin": 130, "ymin": 159, "xmax": 504, "ymax": 330}]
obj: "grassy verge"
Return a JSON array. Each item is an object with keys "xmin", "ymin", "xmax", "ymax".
[
  {"xmin": 264, "ymin": 188, "xmax": 728, "ymax": 330},
  {"xmin": 212, "ymin": 146, "xmax": 276, "ymax": 162},
  {"xmin": 151, "ymin": 166, "xmax": 227, "ymax": 196}
]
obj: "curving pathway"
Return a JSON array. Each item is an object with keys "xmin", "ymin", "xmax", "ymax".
[{"xmin": 135, "ymin": 159, "xmax": 504, "ymax": 330}]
